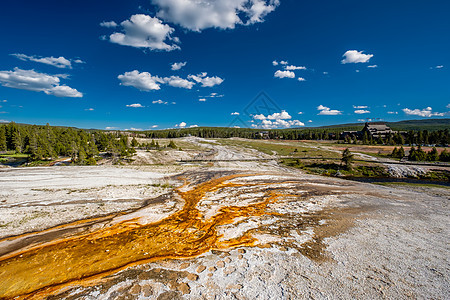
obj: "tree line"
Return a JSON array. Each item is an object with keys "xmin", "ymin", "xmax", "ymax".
[
  {"xmin": 141, "ymin": 127, "xmax": 449, "ymax": 146},
  {"xmin": 0, "ymin": 122, "xmax": 135, "ymax": 164}
]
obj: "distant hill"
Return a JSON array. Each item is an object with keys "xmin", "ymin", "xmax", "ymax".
[{"xmin": 313, "ymin": 118, "xmax": 449, "ymax": 131}]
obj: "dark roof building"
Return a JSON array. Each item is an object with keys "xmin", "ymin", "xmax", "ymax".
[{"xmin": 362, "ymin": 122, "xmax": 393, "ymax": 138}]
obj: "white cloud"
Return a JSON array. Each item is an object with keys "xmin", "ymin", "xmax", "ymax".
[
  {"xmin": 189, "ymin": 125, "xmax": 199, "ymax": 128},
  {"xmin": 0, "ymin": 120, "xmax": 10, "ymax": 123},
  {"xmin": 171, "ymin": 62, "xmax": 187, "ymax": 71},
  {"xmin": 308, "ymin": 120, "xmax": 312, "ymax": 123},
  {"xmin": 434, "ymin": 65, "xmax": 444, "ymax": 69},
  {"xmin": 280, "ymin": 61, "xmax": 288, "ymax": 65},
  {"xmin": 354, "ymin": 109, "xmax": 370, "ymax": 114},
  {"xmin": 323, "ymin": 72, "xmax": 328, "ymax": 75},
  {"xmin": 151, "ymin": 125, "xmax": 159, "ymax": 128},
  {"xmin": 285, "ymin": 65, "xmax": 306, "ymax": 71},
  {"xmin": 402, "ymin": 107, "xmax": 444, "ymax": 117},
  {"xmin": 367, "ymin": 65, "xmax": 378, "ymax": 68},
  {"xmin": 353, "ymin": 105, "xmax": 368, "ymax": 109},
  {"xmin": 298, "ymin": 77, "xmax": 306, "ymax": 82},
  {"xmin": 152, "ymin": 99, "xmax": 168, "ymax": 104},
  {"xmin": 126, "ymin": 128, "xmax": 143, "ymax": 131},
  {"xmin": 151, "ymin": 0, "xmax": 280, "ymax": 32},
  {"xmin": 252, "ymin": 110, "xmax": 303, "ymax": 128},
  {"xmin": 105, "ymin": 126, "xmax": 118, "ymax": 130},
  {"xmin": 199, "ymin": 98, "xmax": 206, "ymax": 102},
  {"xmin": 317, "ymin": 104, "xmax": 342, "ymax": 115},
  {"xmin": 355, "ymin": 70, "xmax": 360, "ymax": 73},
  {"xmin": 165, "ymin": 76, "xmax": 196, "ymax": 89},
  {"xmin": 108, "ymin": 14, "xmax": 180, "ymax": 51},
  {"xmin": 119, "ymin": 70, "xmax": 222, "ymax": 91},
  {"xmin": 1, "ymin": 100, "xmax": 6, "ymax": 103},
  {"xmin": 341, "ymin": 50, "xmax": 373, "ymax": 64},
  {"xmin": 118, "ymin": 70, "xmax": 164, "ymax": 91},
  {"xmin": 272, "ymin": 60, "xmax": 278, "ymax": 66},
  {"xmin": 387, "ymin": 111, "xmax": 398, "ymax": 114},
  {"xmin": 231, "ymin": 112, "xmax": 240, "ymax": 115},
  {"xmin": 267, "ymin": 110, "xmax": 291, "ymax": 120},
  {"xmin": 0, "ymin": 68, "xmax": 82, "ymax": 97},
  {"xmin": 298, "ymin": 112, "xmax": 303, "ymax": 115},
  {"xmin": 188, "ymin": 72, "xmax": 224, "ymax": 87},
  {"xmin": 446, "ymin": 104, "xmax": 450, "ymax": 109},
  {"xmin": 175, "ymin": 122, "xmax": 187, "ymax": 128},
  {"xmin": 274, "ymin": 70, "xmax": 295, "ymax": 78},
  {"xmin": 11, "ymin": 53, "xmax": 84, "ymax": 69},
  {"xmin": 202, "ymin": 92, "xmax": 224, "ymax": 98},
  {"xmin": 100, "ymin": 21, "xmax": 118, "ymax": 28},
  {"xmin": 85, "ymin": 108, "xmax": 94, "ymax": 111},
  {"xmin": 126, "ymin": 103, "xmax": 145, "ymax": 108}
]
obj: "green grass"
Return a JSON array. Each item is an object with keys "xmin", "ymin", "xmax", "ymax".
[
  {"xmin": 216, "ymin": 139, "xmax": 341, "ymax": 158},
  {"xmin": 373, "ymin": 182, "xmax": 450, "ymax": 189},
  {"xmin": 0, "ymin": 153, "xmax": 29, "ymax": 158}
]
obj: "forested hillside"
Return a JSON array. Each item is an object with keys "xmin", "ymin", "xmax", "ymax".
[{"xmin": 0, "ymin": 122, "xmax": 135, "ymax": 164}]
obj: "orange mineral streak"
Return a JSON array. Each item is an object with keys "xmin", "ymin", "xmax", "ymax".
[{"xmin": 0, "ymin": 174, "xmax": 281, "ymax": 299}]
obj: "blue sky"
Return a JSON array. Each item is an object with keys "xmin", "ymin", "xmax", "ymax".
[{"xmin": 0, "ymin": 0, "xmax": 449, "ymax": 130}]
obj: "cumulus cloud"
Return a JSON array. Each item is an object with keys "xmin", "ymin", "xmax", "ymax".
[
  {"xmin": 402, "ymin": 107, "xmax": 445, "ymax": 117},
  {"xmin": 387, "ymin": 111, "xmax": 398, "ymax": 114},
  {"xmin": 189, "ymin": 125, "xmax": 199, "ymax": 128},
  {"xmin": 105, "ymin": 126, "xmax": 119, "ymax": 130},
  {"xmin": 100, "ymin": 21, "xmax": 118, "ymax": 28},
  {"xmin": 447, "ymin": 104, "xmax": 450, "ymax": 109},
  {"xmin": 151, "ymin": 125, "xmax": 159, "ymax": 128},
  {"xmin": 165, "ymin": 76, "xmax": 196, "ymax": 89},
  {"xmin": 367, "ymin": 65, "xmax": 378, "ymax": 68},
  {"xmin": 285, "ymin": 65, "xmax": 306, "ymax": 71},
  {"xmin": 341, "ymin": 50, "xmax": 373, "ymax": 64},
  {"xmin": 175, "ymin": 121, "xmax": 187, "ymax": 128},
  {"xmin": 0, "ymin": 68, "xmax": 82, "ymax": 97},
  {"xmin": 280, "ymin": 61, "xmax": 288, "ymax": 65},
  {"xmin": 119, "ymin": 70, "xmax": 222, "ymax": 91},
  {"xmin": 272, "ymin": 60, "xmax": 279, "ymax": 66},
  {"xmin": 85, "ymin": 108, "xmax": 94, "ymax": 111},
  {"xmin": 11, "ymin": 53, "xmax": 84, "ymax": 69},
  {"xmin": 151, "ymin": 0, "xmax": 280, "ymax": 32},
  {"xmin": 171, "ymin": 62, "xmax": 187, "ymax": 70},
  {"xmin": 353, "ymin": 105, "xmax": 368, "ymax": 109},
  {"xmin": 354, "ymin": 109, "xmax": 370, "ymax": 114},
  {"xmin": 107, "ymin": 14, "xmax": 180, "ymax": 51},
  {"xmin": 431, "ymin": 65, "xmax": 444, "ymax": 69},
  {"xmin": 118, "ymin": 70, "xmax": 164, "ymax": 91},
  {"xmin": 188, "ymin": 72, "xmax": 224, "ymax": 87},
  {"xmin": 274, "ymin": 70, "xmax": 295, "ymax": 78},
  {"xmin": 298, "ymin": 77, "xmax": 306, "ymax": 82},
  {"xmin": 199, "ymin": 98, "xmax": 206, "ymax": 102},
  {"xmin": 152, "ymin": 99, "xmax": 168, "ymax": 104},
  {"xmin": 252, "ymin": 110, "xmax": 304, "ymax": 128},
  {"xmin": 231, "ymin": 112, "xmax": 240, "ymax": 115},
  {"xmin": 317, "ymin": 104, "xmax": 342, "ymax": 115},
  {"xmin": 126, "ymin": 103, "xmax": 145, "ymax": 108},
  {"xmin": 308, "ymin": 120, "xmax": 312, "ymax": 123},
  {"xmin": 0, "ymin": 120, "xmax": 10, "ymax": 123}
]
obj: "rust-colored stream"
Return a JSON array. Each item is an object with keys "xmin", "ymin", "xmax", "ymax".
[{"xmin": 0, "ymin": 174, "xmax": 281, "ymax": 298}]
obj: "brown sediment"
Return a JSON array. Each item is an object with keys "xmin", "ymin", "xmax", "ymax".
[{"xmin": 0, "ymin": 174, "xmax": 281, "ymax": 299}]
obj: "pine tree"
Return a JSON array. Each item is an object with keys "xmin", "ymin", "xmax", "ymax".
[
  {"xmin": 398, "ymin": 146, "xmax": 405, "ymax": 158},
  {"xmin": 131, "ymin": 137, "xmax": 138, "ymax": 148},
  {"xmin": 168, "ymin": 140, "xmax": 177, "ymax": 149},
  {"xmin": 427, "ymin": 147, "xmax": 439, "ymax": 161},
  {"xmin": 0, "ymin": 126, "xmax": 6, "ymax": 152},
  {"xmin": 341, "ymin": 148, "xmax": 354, "ymax": 170}
]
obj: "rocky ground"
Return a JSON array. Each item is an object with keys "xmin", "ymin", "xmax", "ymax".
[{"xmin": 0, "ymin": 138, "xmax": 448, "ymax": 299}]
